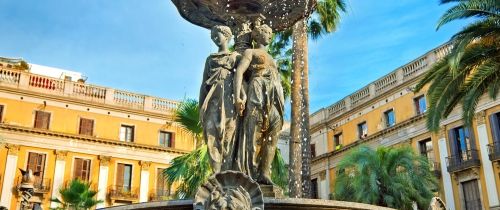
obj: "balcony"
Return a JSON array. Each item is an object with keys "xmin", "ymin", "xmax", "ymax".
[
  {"xmin": 429, "ymin": 161, "xmax": 441, "ymax": 178},
  {"xmin": 446, "ymin": 150, "xmax": 481, "ymax": 173},
  {"xmin": 16, "ymin": 177, "xmax": 51, "ymax": 194},
  {"xmin": 149, "ymin": 188, "xmax": 171, "ymax": 201},
  {"xmin": 108, "ymin": 185, "xmax": 139, "ymax": 201},
  {"xmin": 488, "ymin": 141, "xmax": 500, "ymax": 162},
  {"xmin": 0, "ymin": 67, "xmax": 179, "ymax": 114}
]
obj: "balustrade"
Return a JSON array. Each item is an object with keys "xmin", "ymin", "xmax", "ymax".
[
  {"xmin": 374, "ymin": 72, "xmax": 397, "ymax": 93},
  {"xmin": 0, "ymin": 68, "xmax": 21, "ymax": 85},
  {"xmin": 350, "ymin": 87, "xmax": 370, "ymax": 106}
]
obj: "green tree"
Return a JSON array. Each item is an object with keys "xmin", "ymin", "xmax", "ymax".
[
  {"xmin": 163, "ymin": 99, "xmax": 288, "ymax": 199},
  {"xmin": 333, "ymin": 146, "xmax": 438, "ymax": 210},
  {"xmin": 271, "ymin": 0, "xmax": 346, "ymax": 198},
  {"xmin": 415, "ymin": 0, "xmax": 500, "ymax": 131},
  {"xmin": 50, "ymin": 179, "xmax": 102, "ymax": 210}
]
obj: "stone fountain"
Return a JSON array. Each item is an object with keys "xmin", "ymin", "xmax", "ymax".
[{"xmin": 104, "ymin": 1, "xmax": 395, "ymax": 209}]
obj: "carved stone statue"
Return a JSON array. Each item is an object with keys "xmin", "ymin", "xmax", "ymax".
[
  {"xmin": 233, "ymin": 24, "xmax": 285, "ymax": 185},
  {"xmin": 199, "ymin": 25, "xmax": 240, "ymax": 173},
  {"xmin": 194, "ymin": 171, "xmax": 264, "ymax": 210},
  {"xmin": 18, "ymin": 168, "xmax": 40, "ymax": 209}
]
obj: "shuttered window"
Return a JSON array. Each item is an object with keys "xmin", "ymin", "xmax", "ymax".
[
  {"xmin": 358, "ymin": 122, "xmax": 368, "ymax": 139},
  {"xmin": 73, "ymin": 158, "xmax": 91, "ymax": 182},
  {"xmin": 117, "ymin": 163, "xmax": 132, "ymax": 191},
  {"xmin": 311, "ymin": 178, "xmax": 318, "ymax": 199},
  {"xmin": 34, "ymin": 111, "xmax": 50, "ymax": 129},
  {"xmin": 156, "ymin": 169, "xmax": 170, "ymax": 196},
  {"xmin": 27, "ymin": 152, "xmax": 46, "ymax": 183},
  {"xmin": 311, "ymin": 144, "xmax": 316, "ymax": 158},
  {"xmin": 159, "ymin": 131, "xmax": 174, "ymax": 148},
  {"xmin": 119, "ymin": 125, "xmax": 134, "ymax": 142},
  {"xmin": 0, "ymin": 105, "xmax": 4, "ymax": 122},
  {"xmin": 79, "ymin": 118, "xmax": 94, "ymax": 136},
  {"xmin": 462, "ymin": 179, "xmax": 482, "ymax": 210},
  {"xmin": 489, "ymin": 113, "xmax": 500, "ymax": 143}
]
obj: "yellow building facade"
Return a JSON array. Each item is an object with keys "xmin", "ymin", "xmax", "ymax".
[
  {"xmin": 310, "ymin": 43, "xmax": 500, "ymax": 210},
  {"xmin": 0, "ymin": 58, "xmax": 196, "ymax": 209}
]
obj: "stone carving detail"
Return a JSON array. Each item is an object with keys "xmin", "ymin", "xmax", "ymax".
[
  {"xmin": 55, "ymin": 150, "xmax": 68, "ymax": 160},
  {"xmin": 6, "ymin": 143, "xmax": 20, "ymax": 155},
  {"xmin": 99, "ymin": 155, "xmax": 111, "ymax": 166},
  {"xmin": 140, "ymin": 161, "xmax": 152, "ymax": 171},
  {"xmin": 475, "ymin": 111, "xmax": 486, "ymax": 125},
  {"xmin": 194, "ymin": 171, "xmax": 264, "ymax": 210}
]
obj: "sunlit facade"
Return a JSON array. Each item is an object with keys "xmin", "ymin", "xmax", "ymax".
[
  {"xmin": 0, "ymin": 58, "xmax": 196, "ymax": 209},
  {"xmin": 309, "ymin": 43, "xmax": 500, "ymax": 210}
]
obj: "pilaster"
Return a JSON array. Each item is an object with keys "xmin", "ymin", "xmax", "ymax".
[
  {"xmin": 97, "ymin": 155, "xmax": 111, "ymax": 209},
  {"xmin": 0, "ymin": 144, "xmax": 19, "ymax": 208},
  {"xmin": 139, "ymin": 161, "xmax": 151, "ymax": 202},
  {"xmin": 438, "ymin": 134, "xmax": 456, "ymax": 210},
  {"xmin": 51, "ymin": 150, "xmax": 68, "ymax": 208}
]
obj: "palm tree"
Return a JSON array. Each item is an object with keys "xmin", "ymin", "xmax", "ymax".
[
  {"xmin": 333, "ymin": 146, "xmax": 438, "ymax": 210},
  {"xmin": 415, "ymin": 0, "xmax": 500, "ymax": 131},
  {"xmin": 50, "ymin": 179, "xmax": 102, "ymax": 210},
  {"xmin": 272, "ymin": 0, "xmax": 346, "ymax": 198},
  {"xmin": 163, "ymin": 99, "xmax": 289, "ymax": 199}
]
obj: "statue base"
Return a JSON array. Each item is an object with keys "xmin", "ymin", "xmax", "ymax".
[{"xmin": 260, "ymin": 185, "xmax": 284, "ymax": 199}]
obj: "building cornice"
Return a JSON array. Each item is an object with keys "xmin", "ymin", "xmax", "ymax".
[{"xmin": 0, "ymin": 123, "xmax": 189, "ymax": 155}]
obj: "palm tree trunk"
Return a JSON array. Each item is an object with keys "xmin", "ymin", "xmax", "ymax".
[
  {"xmin": 300, "ymin": 27, "xmax": 311, "ymax": 198},
  {"xmin": 289, "ymin": 19, "xmax": 307, "ymax": 198}
]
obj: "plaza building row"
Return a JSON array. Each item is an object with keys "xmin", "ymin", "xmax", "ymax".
[
  {"xmin": 309, "ymin": 43, "xmax": 500, "ymax": 210},
  {"xmin": 0, "ymin": 57, "xmax": 196, "ymax": 209}
]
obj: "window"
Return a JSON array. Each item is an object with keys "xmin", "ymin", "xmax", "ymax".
[
  {"xmin": 73, "ymin": 158, "xmax": 91, "ymax": 181},
  {"xmin": 79, "ymin": 118, "xmax": 94, "ymax": 136},
  {"xmin": 27, "ymin": 152, "xmax": 46, "ymax": 185},
  {"xmin": 116, "ymin": 163, "xmax": 132, "ymax": 191},
  {"xmin": 489, "ymin": 112, "xmax": 500, "ymax": 143},
  {"xmin": 358, "ymin": 122, "xmax": 368, "ymax": 139},
  {"xmin": 384, "ymin": 109, "xmax": 396, "ymax": 127},
  {"xmin": 414, "ymin": 95, "xmax": 427, "ymax": 115},
  {"xmin": 310, "ymin": 144, "xmax": 316, "ymax": 158},
  {"xmin": 334, "ymin": 133, "xmax": 343, "ymax": 150},
  {"xmin": 119, "ymin": 125, "xmax": 134, "ymax": 142},
  {"xmin": 462, "ymin": 179, "xmax": 482, "ymax": 210},
  {"xmin": 419, "ymin": 138, "xmax": 436, "ymax": 169},
  {"xmin": 34, "ymin": 111, "xmax": 50, "ymax": 129},
  {"xmin": 0, "ymin": 105, "xmax": 4, "ymax": 122},
  {"xmin": 156, "ymin": 169, "xmax": 170, "ymax": 197},
  {"xmin": 159, "ymin": 131, "xmax": 174, "ymax": 148},
  {"xmin": 454, "ymin": 126, "xmax": 473, "ymax": 156},
  {"xmin": 311, "ymin": 178, "xmax": 318, "ymax": 199}
]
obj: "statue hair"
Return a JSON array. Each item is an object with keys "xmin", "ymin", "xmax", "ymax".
[
  {"xmin": 252, "ymin": 24, "xmax": 273, "ymax": 41},
  {"xmin": 211, "ymin": 25, "xmax": 232, "ymax": 39}
]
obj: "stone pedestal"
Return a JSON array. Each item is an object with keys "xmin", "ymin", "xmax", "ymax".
[{"xmin": 260, "ymin": 185, "xmax": 284, "ymax": 199}]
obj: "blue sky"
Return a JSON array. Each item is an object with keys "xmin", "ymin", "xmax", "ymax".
[{"xmin": 0, "ymin": 0, "xmax": 467, "ymax": 117}]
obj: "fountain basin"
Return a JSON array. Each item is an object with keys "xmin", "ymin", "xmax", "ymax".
[{"xmin": 102, "ymin": 198, "xmax": 395, "ymax": 210}]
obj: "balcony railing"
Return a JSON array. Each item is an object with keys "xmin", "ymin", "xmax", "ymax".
[
  {"xmin": 488, "ymin": 141, "xmax": 500, "ymax": 162},
  {"xmin": 0, "ymin": 67, "xmax": 180, "ymax": 114},
  {"xmin": 16, "ymin": 177, "xmax": 51, "ymax": 194},
  {"xmin": 149, "ymin": 188, "xmax": 171, "ymax": 201},
  {"xmin": 108, "ymin": 185, "xmax": 139, "ymax": 201},
  {"xmin": 429, "ymin": 161, "xmax": 441, "ymax": 178},
  {"xmin": 446, "ymin": 149, "xmax": 481, "ymax": 173}
]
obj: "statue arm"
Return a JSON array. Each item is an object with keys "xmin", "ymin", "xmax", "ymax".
[{"xmin": 234, "ymin": 50, "xmax": 252, "ymax": 115}]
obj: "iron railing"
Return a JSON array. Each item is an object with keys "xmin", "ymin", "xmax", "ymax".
[
  {"xmin": 108, "ymin": 185, "xmax": 139, "ymax": 201},
  {"xmin": 487, "ymin": 141, "xmax": 500, "ymax": 161},
  {"xmin": 149, "ymin": 188, "xmax": 171, "ymax": 201},
  {"xmin": 446, "ymin": 149, "xmax": 481, "ymax": 173},
  {"xmin": 16, "ymin": 177, "xmax": 51, "ymax": 193}
]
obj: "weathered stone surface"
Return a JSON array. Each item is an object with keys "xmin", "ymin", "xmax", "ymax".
[
  {"xmin": 193, "ymin": 171, "xmax": 263, "ymax": 210},
  {"xmin": 102, "ymin": 198, "xmax": 396, "ymax": 210},
  {"xmin": 260, "ymin": 185, "xmax": 284, "ymax": 199},
  {"xmin": 171, "ymin": 0, "xmax": 315, "ymax": 32}
]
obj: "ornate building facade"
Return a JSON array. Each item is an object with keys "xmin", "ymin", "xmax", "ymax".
[
  {"xmin": 0, "ymin": 58, "xmax": 196, "ymax": 209},
  {"xmin": 309, "ymin": 43, "xmax": 500, "ymax": 210}
]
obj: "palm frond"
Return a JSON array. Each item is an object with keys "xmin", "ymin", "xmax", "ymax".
[
  {"xmin": 175, "ymin": 99, "xmax": 202, "ymax": 138},
  {"xmin": 437, "ymin": 0, "xmax": 500, "ymax": 30}
]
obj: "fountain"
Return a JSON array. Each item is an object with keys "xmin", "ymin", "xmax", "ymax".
[{"xmin": 104, "ymin": 1, "xmax": 395, "ymax": 209}]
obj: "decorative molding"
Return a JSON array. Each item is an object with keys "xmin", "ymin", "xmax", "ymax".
[
  {"xmin": 140, "ymin": 161, "xmax": 152, "ymax": 171},
  {"xmin": 438, "ymin": 126, "xmax": 447, "ymax": 139},
  {"xmin": 55, "ymin": 150, "xmax": 68, "ymax": 160},
  {"xmin": 5, "ymin": 143, "xmax": 20, "ymax": 155},
  {"xmin": 99, "ymin": 155, "xmax": 111, "ymax": 166},
  {"xmin": 475, "ymin": 111, "xmax": 486, "ymax": 125}
]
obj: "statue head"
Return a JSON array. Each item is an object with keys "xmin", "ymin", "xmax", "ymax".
[
  {"xmin": 211, "ymin": 25, "xmax": 232, "ymax": 47},
  {"xmin": 252, "ymin": 24, "xmax": 273, "ymax": 46}
]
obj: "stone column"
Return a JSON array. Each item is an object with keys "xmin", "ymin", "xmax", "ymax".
[
  {"xmin": 0, "ymin": 144, "xmax": 20, "ymax": 208},
  {"xmin": 437, "ymin": 128, "xmax": 456, "ymax": 210},
  {"xmin": 475, "ymin": 111, "xmax": 500, "ymax": 208},
  {"xmin": 139, "ymin": 161, "xmax": 151, "ymax": 203},
  {"xmin": 97, "ymin": 156, "xmax": 111, "ymax": 209},
  {"xmin": 50, "ymin": 150, "xmax": 68, "ymax": 208}
]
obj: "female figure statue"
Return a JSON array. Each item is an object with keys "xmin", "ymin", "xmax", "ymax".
[
  {"xmin": 233, "ymin": 24, "xmax": 285, "ymax": 184},
  {"xmin": 199, "ymin": 25, "xmax": 239, "ymax": 173}
]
